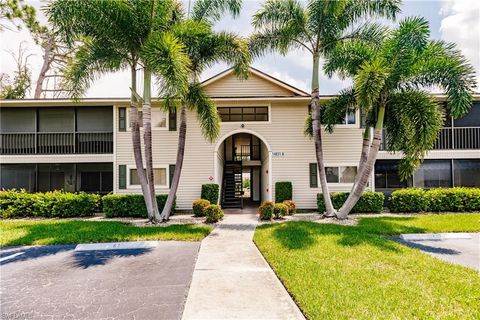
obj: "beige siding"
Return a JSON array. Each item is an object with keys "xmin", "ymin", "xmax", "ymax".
[{"xmin": 203, "ymin": 73, "xmax": 294, "ymax": 97}]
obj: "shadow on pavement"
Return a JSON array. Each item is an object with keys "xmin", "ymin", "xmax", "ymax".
[{"xmin": 71, "ymin": 248, "xmax": 153, "ymax": 269}]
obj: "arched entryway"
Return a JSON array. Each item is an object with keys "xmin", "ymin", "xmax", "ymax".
[{"xmin": 214, "ymin": 129, "xmax": 272, "ymax": 208}]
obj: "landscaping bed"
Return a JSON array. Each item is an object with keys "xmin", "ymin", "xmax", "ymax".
[
  {"xmin": 0, "ymin": 220, "xmax": 212, "ymax": 246},
  {"xmin": 254, "ymin": 214, "xmax": 480, "ymax": 319}
]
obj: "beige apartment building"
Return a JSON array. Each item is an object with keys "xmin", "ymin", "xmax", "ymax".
[{"xmin": 1, "ymin": 67, "xmax": 479, "ymax": 210}]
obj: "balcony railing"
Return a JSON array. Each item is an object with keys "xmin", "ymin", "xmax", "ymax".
[
  {"xmin": 0, "ymin": 132, "xmax": 113, "ymax": 155},
  {"xmin": 380, "ymin": 127, "xmax": 480, "ymax": 151},
  {"xmin": 235, "ymin": 145, "xmax": 261, "ymax": 161}
]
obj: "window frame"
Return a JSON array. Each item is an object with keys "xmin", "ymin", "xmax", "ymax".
[
  {"xmin": 324, "ymin": 165, "xmax": 358, "ymax": 185},
  {"xmin": 217, "ymin": 104, "xmax": 271, "ymax": 124},
  {"xmin": 124, "ymin": 106, "xmax": 169, "ymax": 131},
  {"xmin": 127, "ymin": 165, "xmax": 169, "ymax": 188}
]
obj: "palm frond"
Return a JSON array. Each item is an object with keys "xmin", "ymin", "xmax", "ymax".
[
  {"xmin": 323, "ymin": 39, "xmax": 376, "ymax": 79},
  {"xmin": 191, "ymin": 0, "xmax": 241, "ymax": 24},
  {"xmin": 185, "ymin": 82, "xmax": 221, "ymax": 142},
  {"xmin": 322, "ymin": 87, "xmax": 357, "ymax": 133},
  {"xmin": 142, "ymin": 31, "xmax": 190, "ymax": 98},
  {"xmin": 354, "ymin": 57, "xmax": 390, "ymax": 109}
]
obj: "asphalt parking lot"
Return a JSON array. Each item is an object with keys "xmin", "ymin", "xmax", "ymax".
[
  {"xmin": 0, "ymin": 241, "xmax": 200, "ymax": 320},
  {"xmin": 396, "ymin": 233, "xmax": 480, "ymax": 271}
]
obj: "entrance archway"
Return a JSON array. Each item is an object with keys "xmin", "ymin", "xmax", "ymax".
[{"xmin": 214, "ymin": 129, "xmax": 272, "ymax": 208}]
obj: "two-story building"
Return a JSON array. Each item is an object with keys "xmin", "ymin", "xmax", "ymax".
[{"xmin": 1, "ymin": 67, "xmax": 479, "ymax": 210}]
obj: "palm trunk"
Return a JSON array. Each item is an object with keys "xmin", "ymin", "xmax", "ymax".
[
  {"xmin": 142, "ymin": 68, "xmax": 161, "ymax": 222},
  {"xmin": 336, "ymin": 105, "xmax": 385, "ymax": 219},
  {"xmin": 130, "ymin": 65, "xmax": 154, "ymax": 221},
  {"xmin": 161, "ymin": 104, "xmax": 186, "ymax": 221},
  {"xmin": 352, "ymin": 127, "xmax": 371, "ymax": 189},
  {"xmin": 311, "ymin": 53, "xmax": 335, "ymax": 216}
]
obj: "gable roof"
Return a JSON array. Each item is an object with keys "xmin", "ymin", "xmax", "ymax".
[{"xmin": 201, "ymin": 67, "xmax": 309, "ymax": 98}]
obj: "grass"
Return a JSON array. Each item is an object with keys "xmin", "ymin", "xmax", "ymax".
[
  {"xmin": 254, "ymin": 214, "xmax": 480, "ymax": 320},
  {"xmin": 0, "ymin": 220, "xmax": 212, "ymax": 246}
]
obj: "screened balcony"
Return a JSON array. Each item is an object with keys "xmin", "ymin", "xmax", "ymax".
[
  {"xmin": 380, "ymin": 102, "xmax": 480, "ymax": 151},
  {"xmin": 0, "ymin": 107, "xmax": 113, "ymax": 155}
]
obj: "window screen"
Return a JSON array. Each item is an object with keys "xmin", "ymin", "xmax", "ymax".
[{"xmin": 218, "ymin": 107, "xmax": 269, "ymax": 122}]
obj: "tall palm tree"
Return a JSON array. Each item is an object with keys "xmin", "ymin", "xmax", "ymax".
[
  {"xmin": 160, "ymin": 0, "xmax": 250, "ymax": 221},
  {"xmin": 322, "ymin": 16, "xmax": 476, "ymax": 219},
  {"xmin": 250, "ymin": 0, "xmax": 401, "ymax": 216},
  {"xmin": 46, "ymin": 0, "xmax": 190, "ymax": 223}
]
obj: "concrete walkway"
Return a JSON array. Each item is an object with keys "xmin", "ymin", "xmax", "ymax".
[{"xmin": 182, "ymin": 208, "xmax": 305, "ymax": 320}]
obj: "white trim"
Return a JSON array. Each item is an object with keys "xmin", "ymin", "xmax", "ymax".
[
  {"xmin": 126, "ymin": 165, "xmax": 168, "ymax": 188},
  {"xmin": 217, "ymin": 104, "xmax": 272, "ymax": 124}
]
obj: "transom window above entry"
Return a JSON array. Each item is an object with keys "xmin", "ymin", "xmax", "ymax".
[{"xmin": 218, "ymin": 107, "xmax": 269, "ymax": 122}]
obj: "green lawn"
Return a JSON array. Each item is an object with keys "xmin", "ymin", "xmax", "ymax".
[
  {"xmin": 0, "ymin": 220, "xmax": 212, "ymax": 246},
  {"xmin": 254, "ymin": 214, "xmax": 480, "ymax": 320}
]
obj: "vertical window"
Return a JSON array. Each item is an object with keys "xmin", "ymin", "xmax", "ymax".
[
  {"xmin": 169, "ymin": 108, "xmax": 177, "ymax": 131},
  {"xmin": 119, "ymin": 165, "xmax": 127, "ymax": 189},
  {"xmin": 413, "ymin": 160, "xmax": 452, "ymax": 188},
  {"xmin": 119, "ymin": 107, "xmax": 126, "ymax": 131},
  {"xmin": 453, "ymin": 159, "xmax": 480, "ymax": 187},
  {"xmin": 130, "ymin": 168, "xmax": 167, "ymax": 186},
  {"xmin": 309, "ymin": 163, "xmax": 318, "ymax": 188}
]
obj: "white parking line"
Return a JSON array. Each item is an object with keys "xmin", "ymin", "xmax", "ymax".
[{"xmin": 0, "ymin": 252, "xmax": 24, "ymax": 262}]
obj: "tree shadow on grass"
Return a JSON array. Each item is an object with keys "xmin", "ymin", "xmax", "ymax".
[
  {"xmin": 1, "ymin": 220, "xmax": 211, "ymax": 248},
  {"xmin": 259, "ymin": 217, "xmax": 434, "ymax": 252}
]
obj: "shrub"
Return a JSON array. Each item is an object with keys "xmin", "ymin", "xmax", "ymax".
[
  {"xmin": 102, "ymin": 194, "xmax": 175, "ymax": 218},
  {"xmin": 274, "ymin": 203, "xmax": 288, "ymax": 219},
  {"xmin": 205, "ymin": 204, "xmax": 224, "ymax": 223},
  {"xmin": 0, "ymin": 189, "xmax": 99, "ymax": 218},
  {"xmin": 388, "ymin": 188, "xmax": 429, "ymax": 213},
  {"xmin": 425, "ymin": 188, "xmax": 480, "ymax": 212},
  {"xmin": 258, "ymin": 201, "xmax": 274, "ymax": 220},
  {"xmin": 283, "ymin": 200, "xmax": 297, "ymax": 215},
  {"xmin": 201, "ymin": 184, "xmax": 219, "ymax": 204},
  {"xmin": 275, "ymin": 182, "xmax": 292, "ymax": 203},
  {"xmin": 317, "ymin": 192, "xmax": 384, "ymax": 213},
  {"xmin": 192, "ymin": 199, "xmax": 210, "ymax": 217}
]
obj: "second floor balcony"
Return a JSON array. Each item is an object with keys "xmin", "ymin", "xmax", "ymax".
[{"xmin": 380, "ymin": 126, "xmax": 480, "ymax": 151}]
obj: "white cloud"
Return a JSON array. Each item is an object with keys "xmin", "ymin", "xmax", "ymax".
[{"xmin": 439, "ymin": 0, "xmax": 480, "ymax": 89}]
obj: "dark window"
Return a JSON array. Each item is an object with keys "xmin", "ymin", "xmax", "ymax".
[
  {"xmin": 119, "ymin": 107, "xmax": 126, "ymax": 131},
  {"xmin": 38, "ymin": 108, "xmax": 74, "ymax": 132},
  {"xmin": 453, "ymin": 102, "xmax": 480, "ymax": 127},
  {"xmin": 119, "ymin": 165, "xmax": 127, "ymax": 189},
  {"xmin": 37, "ymin": 163, "xmax": 75, "ymax": 192},
  {"xmin": 0, "ymin": 108, "xmax": 36, "ymax": 133},
  {"xmin": 0, "ymin": 164, "xmax": 36, "ymax": 191},
  {"xmin": 413, "ymin": 159, "xmax": 452, "ymax": 188},
  {"xmin": 218, "ymin": 107, "xmax": 269, "ymax": 122},
  {"xmin": 309, "ymin": 163, "xmax": 318, "ymax": 188},
  {"xmin": 375, "ymin": 160, "xmax": 411, "ymax": 189},
  {"xmin": 77, "ymin": 107, "xmax": 112, "ymax": 132},
  {"xmin": 77, "ymin": 163, "xmax": 113, "ymax": 193},
  {"xmin": 453, "ymin": 159, "xmax": 480, "ymax": 187},
  {"xmin": 169, "ymin": 108, "xmax": 177, "ymax": 131},
  {"xmin": 325, "ymin": 167, "xmax": 339, "ymax": 183}
]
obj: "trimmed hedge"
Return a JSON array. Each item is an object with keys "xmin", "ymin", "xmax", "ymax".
[
  {"xmin": 258, "ymin": 201, "xmax": 274, "ymax": 220},
  {"xmin": 274, "ymin": 203, "xmax": 288, "ymax": 219},
  {"xmin": 205, "ymin": 204, "xmax": 224, "ymax": 223},
  {"xmin": 389, "ymin": 187, "xmax": 480, "ymax": 213},
  {"xmin": 201, "ymin": 184, "xmax": 219, "ymax": 204},
  {"xmin": 275, "ymin": 181, "xmax": 292, "ymax": 203},
  {"xmin": 0, "ymin": 190, "xmax": 100, "ymax": 218},
  {"xmin": 317, "ymin": 192, "xmax": 384, "ymax": 214},
  {"xmin": 102, "ymin": 194, "xmax": 175, "ymax": 218},
  {"xmin": 192, "ymin": 199, "xmax": 210, "ymax": 217}
]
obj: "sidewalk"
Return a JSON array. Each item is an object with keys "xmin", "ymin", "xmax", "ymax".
[{"xmin": 182, "ymin": 209, "xmax": 305, "ymax": 320}]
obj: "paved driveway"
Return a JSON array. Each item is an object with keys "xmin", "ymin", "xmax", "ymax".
[
  {"xmin": 0, "ymin": 241, "xmax": 200, "ymax": 320},
  {"xmin": 395, "ymin": 233, "xmax": 480, "ymax": 270}
]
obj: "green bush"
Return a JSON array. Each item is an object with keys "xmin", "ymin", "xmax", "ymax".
[
  {"xmin": 201, "ymin": 184, "xmax": 219, "ymax": 204},
  {"xmin": 102, "ymin": 194, "xmax": 175, "ymax": 218},
  {"xmin": 192, "ymin": 199, "xmax": 210, "ymax": 217},
  {"xmin": 0, "ymin": 190, "xmax": 99, "ymax": 218},
  {"xmin": 258, "ymin": 201, "xmax": 274, "ymax": 220},
  {"xmin": 205, "ymin": 204, "xmax": 224, "ymax": 223},
  {"xmin": 275, "ymin": 181, "xmax": 292, "ymax": 203},
  {"xmin": 414, "ymin": 188, "xmax": 480, "ymax": 212},
  {"xmin": 317, "ymin": 192, "xmax": 384, "ymax": 213},
  {"xmin": 388, "ymin": 188, "xmax": 429, "ymax": 213},
  {"xmin": 274, "ymin": 203, "xmax": 289, "ymax": 219},
  {"xmin": 283, "ymin": 200, "xmax": 296, "ymax": 215}
]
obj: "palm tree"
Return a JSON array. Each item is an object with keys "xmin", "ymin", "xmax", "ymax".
[
  {"xmin": 322, "ymin": 16, "xmax": 476, "ymax": 219},
  {"xmin": 250, "ymin": 0, "xmax": 401, "ymax": 216},
  {"xmin": 160, "ymin": 0, "xmax": 250, "ymax": 221},
  {"xmin": 46, "ymin": 0, "xmax": 190, "ymax": 223}
]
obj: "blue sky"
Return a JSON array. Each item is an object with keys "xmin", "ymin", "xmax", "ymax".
[{"xmin": 0, "ymin": 0, "xmax": 478, "ymax": 98}]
